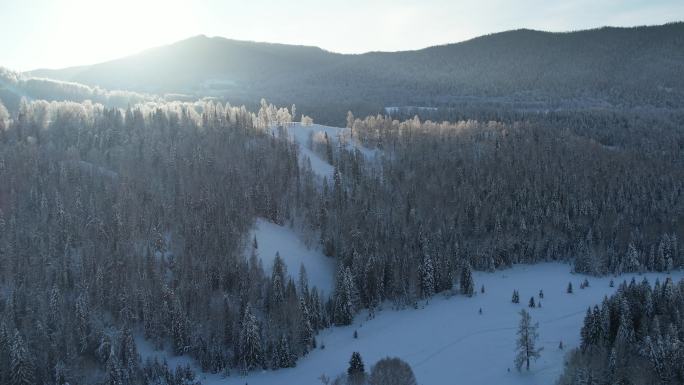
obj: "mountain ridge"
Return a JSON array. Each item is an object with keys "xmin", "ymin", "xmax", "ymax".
[{"xmin": 20, "ymin": 22, "xmax": 684, "ymax": 123}]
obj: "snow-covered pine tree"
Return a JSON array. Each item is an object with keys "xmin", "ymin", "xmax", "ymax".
[
  {"xmin": 171, "ymin": 303, "xmax": 189, "ymax": 355},
  {"xmin": 0, "ymin": 324, "xmax": 9, "ymax": 385},
  {"xmin": 104, "ymin": 348, "xmax": 123, "ymax": 385},
  {"xmin": 270, "ymin": 253, "xmax": 286, "ymax": 310},
  {"xmin": 298, "ymin": 296, "xmax": 314, "ymax": 354},
  {"xmin": 512, "ymin": 290, "xmax": 520, "ymax": 304},
  {"xmin": 75, "ymin": 292, "xmax": 91, "ymax": 353},
  {"xmin": 274, "ymin": 335, "xmax": 295, "ymax": 369},
  {"xmin": 460, "ymin": 263, "xmax": 475, "ymax": 297},
  {"xmin": 528, "ymin": 297, "xmax": 536, "ymax": 308},
  {"xmin": 298, "ymin": 264, "xmax": 310, "ymax": 299},
  {"xmin": 515, "ymin": 309, "xmax": 542, "ymax": 371},
  {"xmin": 10, "ymin": 330, "xmax": 33, "ymax": 385},
  {"xmin": 418, "ymin": 254, "xmax": 435, "ymax": 299},
  {"xmin": 567, "ymin": 282, "xmax": 573, "ymax": 294},
  {"xmin": 333, "ymin": 266, "xmax": 356, "ymax": 325},
  {"xmin": 119, "ymin": 326, "xmax": 140, "ymax": 375},
  {"xmin": 347, "ymin": 352, "xmax": 365, "ymax": 384},
  {"xmin": 238, "ymin": 304, "xmax": 262, "ymax": 372},
  {"xmin": 623, "ymin": 243, "xmax": 641, "ymax": 272}
]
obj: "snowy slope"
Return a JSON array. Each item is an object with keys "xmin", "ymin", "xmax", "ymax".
[
  {"xmin": 274, "ymin": 123, "xmax": 379, "ymax": 178},
  {"xmin": 249, "ymin": 218, "xmax": 336, "ymax": 294},
  {"xmin": 220, "ymin": 263, "xmax": 683, "ymax": 385}
]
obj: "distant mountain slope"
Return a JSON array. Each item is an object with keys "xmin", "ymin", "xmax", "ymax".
[
  {"xmin": 0, "ymin": 67, "xmax": 156, "ymax": 112},
  {"xmin": 26, "ymin": 23, "xmax": 684, "ymax": 122}
]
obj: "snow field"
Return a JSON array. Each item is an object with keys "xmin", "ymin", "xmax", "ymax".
[
  {"xmin": 249, "ymin": 217, "xmax": 336, "ymax": 294},
  {"xmin": 224, "ymin": 263, "xmax": 682, "ymax": 385}
]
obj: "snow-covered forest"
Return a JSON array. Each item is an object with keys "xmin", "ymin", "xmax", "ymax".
[{"xmin": 0, "ymin": 93, "xmax": 681, "ymax": 385}]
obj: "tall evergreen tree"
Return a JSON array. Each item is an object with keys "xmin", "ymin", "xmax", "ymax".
[
  {"xmin": 460, "ymin": 263, "xmax": 475, "ymax": 297},
  {"xmin": 10, "ymin": 330, "xmax": 33, "ymax": 385},
  {"xmin": 419, "ymin": 254, "xmax": 435, "ymax": 299},
  {"xmin": 348, "ymin": 352, "xmax": 366, "ymax": 384},
  {"xmin": 515, "ymin": 310, "xmax": 542, "ymax": 371},
  {"xmin": 238, "ymin": 304, "xmax": 262, "ymax": 372},
  {"xmin": 333, "ymin": 267, "xmax": 356, "ymax": 325}
]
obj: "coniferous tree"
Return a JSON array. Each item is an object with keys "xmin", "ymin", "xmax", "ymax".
[
  {"xmin": 460, "ymin": 263, "xmax": 475, "ymax": 297},
  {"xmin": 333, "ymin": 267, "xmax": 356, "ymax": 325},
  {"xmin": 10, "ymin": 330, "xmax": 33, "ymax": 385},
  {"xmin": 419, "ymin": 254, "xmax": 435, "ymax": 299},
  {"xmin": 298, "ymin": 297, "xmax": 314, "ymax": 355},
  {"xmin": 239, "ymin": 304, "xmax": 262, "ymax": 372},
  {"xmin": 348, "ymin": 352, "xmax": 365, "ymax": 384},
  {"xmin": 515, "ymin": 310, "xmax": 542, "ymax": 371}
]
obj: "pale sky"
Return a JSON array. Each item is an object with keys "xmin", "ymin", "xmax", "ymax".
[{"xmin": 1, "ymin": 0, "xmax": 682, "ymax": 71}]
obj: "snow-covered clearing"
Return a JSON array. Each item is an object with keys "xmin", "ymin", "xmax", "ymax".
[
  {"xmin": 273, "ymin": 123, "xmax": 379, "ymax": 178},
  {"xmin": 220, "ymin": 263, "xmax": 682, "ymax": 385},
  {"xmin": 136, "ymin": 335, "xmax": 196, "ymax": 370},
  {"xmin": 248, "ymin": 218, "xmax": 335, "ymax": 294}
]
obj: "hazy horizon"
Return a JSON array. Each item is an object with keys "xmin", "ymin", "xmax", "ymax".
[{"xmin": 2, "ymin": 0, "xmax": 683, "ymax": 71}]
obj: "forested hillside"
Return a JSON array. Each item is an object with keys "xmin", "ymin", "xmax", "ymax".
[
  {"xmin": 28, "ymin": 23, "xmax": 684, "ymax": 124},
  {"xmin": 0, "ymin": 94, "xmax": 681, "ymax": 383},
  {"xmin": 559, "ymin": 277, "xmax": 684, "ymax": 384}
]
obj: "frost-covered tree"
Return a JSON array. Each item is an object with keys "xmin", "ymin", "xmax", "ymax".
[
  {"xmin": 515, "ymin": 310, "xmax": 542, "ymax": 371},
  {"xmin": 347, "ymin": 352, "xmax": 366, "ymax": 385},
  {"xmin": 0, "ymin": 100, "xmax": 9, "ymax": 132},
  {"xmin": 460, "ymin": 263, "xmax": 475, "ymax": 297},
  {"xmin": 333, "ymin": 267, "xmax": 357, "ymax": 325},
  {"xmin": 623, "ymin": 243, "xmax": 641, "ymax": 272},
  {"xmin": 239, "ymin": 304, "xmax": 262, "ymax": 372},
  {"xmin": 298, "ymin": 297, "xmax": 314, "ymax": 354},
  {"xmin": 10, "ymin": 330, "xmax": 33, "ymax": 385},
  {"xmin": 369, "ymin": 357, "xmax": 417, "ymax": 385},
  {"xmin": 419, "ymin": 254, "xmax": 435, "ymax": 299}
]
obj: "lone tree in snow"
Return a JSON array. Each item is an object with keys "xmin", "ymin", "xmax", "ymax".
[
  {"xmin": 528, "ymin": 296, "xmax": 536, "ymax": 308},
  {"xmin": 515, "ymin": 309, "xmax": 542, "ymax": 371},
  {"xmin": 567, "ymin": 282, "xmax": 573, "ymax": 294},
  {"xmin": 369, "ymin": 357, "xmax": 417, "ymax": 385},
  {"xmin": 512, "ymin": 290, "xmax": 520, "ymax": 303}
]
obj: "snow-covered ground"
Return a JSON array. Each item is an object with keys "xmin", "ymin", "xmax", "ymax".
[
  {"xmin": 136, "ymin": 335, "xmax": 196, "ymax": 369},
  {"xmin": 248, "ymin": 218, "xmax": 335, "ymax": 294},
  {"xmin": 273, "ymin": 123, "xmax": 379, "ymax": 178},
  {"xmin": 219, "ymin": 263, "xmax": 682, "ymax": 385}
]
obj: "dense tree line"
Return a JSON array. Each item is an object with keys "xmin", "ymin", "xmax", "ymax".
[{"xmin": 559, "ymin": 277, "xmax": 684, "ymax": 384}]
